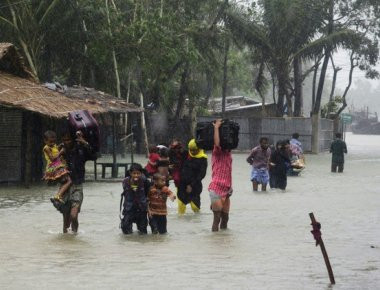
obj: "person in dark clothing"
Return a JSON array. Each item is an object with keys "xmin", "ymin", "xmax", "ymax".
[
  {"xmin": 120, "ymin": 163, "xmax": 150, "ymax": 234},
  {"xmin": 58, "ymin": 131, "xmax": 95, "ymax": 233},
  {"xmin": 330, "ymin": 133, "xmax": 347, "ymax": 173},
  {"xmin": 269, "ymin": 140, "xmax": 291, "ymax": 190},
  {"xmin": 168, "ymin": 139, "xmax": 187, "ymax": 189},
  {"xmin": 177, "ymin": 139, "xmax": 208, "ymax": 214}
]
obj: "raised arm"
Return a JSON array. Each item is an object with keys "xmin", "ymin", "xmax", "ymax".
[{"xmin": 213, "ymin": 119, "xmax": 222, "ymax": 148}]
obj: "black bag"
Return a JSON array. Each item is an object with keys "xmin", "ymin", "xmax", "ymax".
[
  {"xmin": 220, "ymin": 120, "xmax": 240, "ymax": 150},
  {"xmin": 195, "ymin": 120, "xmax": 240, "ymax": 150},
  {"xmin": 195, "ymin": 122, "xmax": 214, "ymax": 150}
]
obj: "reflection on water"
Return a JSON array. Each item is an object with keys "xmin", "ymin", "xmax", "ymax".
[{"xmin": 0, "ymin": 133, "xmax": 380, "ymax": 289}]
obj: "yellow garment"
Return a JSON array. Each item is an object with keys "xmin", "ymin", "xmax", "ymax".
[
  {"xmin": 178, "ymin": 198, "xmax": 186, "ymax": 215},
  {"xmin": 188, "ymin": 139, "xmax": 207, "ymax": 159},
  {"xmin": 190, "ymin": 201, "xmax": 200, "ymax": 213},
  {"xmin": 43, "ymin": 145, "xmax": 60, "ymax": 169}
]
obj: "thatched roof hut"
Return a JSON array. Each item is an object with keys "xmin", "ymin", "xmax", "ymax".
[
  {"xmin": 0, "ymin": 42, "xmax": 142, "ymax": 118},
  {"xmin": 0, "ymin": 43, "xmax": 142, "ymax": 183}
]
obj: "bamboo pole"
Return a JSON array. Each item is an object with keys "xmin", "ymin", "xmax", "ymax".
[
  {"xmin": 139, "ymin": 92, "xmax": 149, "ymax": 157},
  {"xmin": 309, "ymin": 212, "xmax": 335, "ymax": 285}
]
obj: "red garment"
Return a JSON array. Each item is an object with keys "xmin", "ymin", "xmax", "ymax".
[
  {"xmin": 208, "ymin": 146, "xmax": 232, "ymax": 197},
  {"xmin": 145, "ymin": 153, "xmax": 160, "ymax": 174}
]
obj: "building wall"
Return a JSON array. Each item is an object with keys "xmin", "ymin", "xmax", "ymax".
[{"xmin": 0, "ymin": 107, "xmax": 23, "ymax": 182}]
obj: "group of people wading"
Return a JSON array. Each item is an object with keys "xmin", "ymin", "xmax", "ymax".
[
  {"xmin": 44, "ymin": 119, "xmax": 346, "ymax": 235},
  {"xmin": 120, "ymin": 119, "xmax": 229, "ymax": 234}
]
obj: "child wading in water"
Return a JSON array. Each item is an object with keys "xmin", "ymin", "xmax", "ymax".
[
  {"xmin": 42, "ymin": 130, "xmax": 72, "ymax": 203},
  {"xmin": 208, "ymin": 119, "xmax": 233, "ymax": 232},
  {"xmin": 120, "ymin": 163, "xmax": 150, "ymax": 234},
  {"xmin": 148, "ymin": 173, "xmax": 176, "ymax": 234}
]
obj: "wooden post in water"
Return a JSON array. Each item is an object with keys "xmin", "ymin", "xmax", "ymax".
[{"xmin": 309, "ymin": 212, "xmax": 335, "ymax": 285}]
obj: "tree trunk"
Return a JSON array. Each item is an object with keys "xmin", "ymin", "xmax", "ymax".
[
  {"xmin": 311, "ymin": 61, "xmax": 319, "ymax": 112},
  {"xmin": 105, "ymin": 0, "xmax": 121, "ymax": 98},
  {"xmin": 335, "ymin": 52, "xmax": 356, "ymax": 117},
  {"xmin": 221, "ymin": 37, "xmax": 230, "ymax": 117},
  {"xmin": 293, "ymin": 56, "xmax": 303, "ymax": 117},
  {"xmin": 311, "ymin": 112, "xmax": 320, "ymax": 154},
  {"xmin": 139, "ymin": 92, "xmax": 149, "ymax": 157},
  {"xmin": 313, "ymin": 0, "xmax": 333, "ymax": 115},
  {"xmin": 175, "ymin": 63, "xmax": 189, "ymax": 120}
]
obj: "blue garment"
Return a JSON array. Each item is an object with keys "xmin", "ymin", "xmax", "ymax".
[{"xmin": 251, "ymin": 168, "xmax": 269, "ymax": 184}]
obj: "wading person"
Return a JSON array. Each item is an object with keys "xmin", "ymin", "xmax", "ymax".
[
  {"xmin": 60, "ymin": 131, "xmax": 95, "ymax": 233},
  {"xmin": 148, "ymin": 173, "xmax": 176, "ymax": 234},
  {"xmin": 168, "ymin": 139, "xmax": 187, "ymax": 189},
  {"xmin": 145, "ymin": 145, "xmax": 160, "ymax": 177},
  {"xmin": 208, "ymin": 119, "xmax": 232, "ymax": 232},
  {"xmin": 177, "ymin": 139, "xmax": 208, "ymax": 214},
  {"xmin": 246, "ymin": 137, "xmax": 271, "ymax": 192},
  {"xmin": 120, "ymin": 163, "xmax": 150, "ymax": 235},
  {"xmin": 269, "ymin": 140, "xmax": 291, "ymax": 191},
  {"xmin": 330, "ymin": 133, "xmax": 347, "ymax": 173}
]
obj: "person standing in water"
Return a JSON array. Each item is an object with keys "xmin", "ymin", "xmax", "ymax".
[
  {"xmin": 246, "ymin": 137, "xmax": 271, "ymax": 192},
  {"xmin": 60, "ymin": 131, "xmax": 95, "ymax": 233},
  {"xmin": 177, "ymin": 139, "xmax": 208, "ymax": 214},
  {"xmin": 330, "ymin": 133, "xmax": 347, "ymax": 173},
  {"xmin": 208, "ymin": 119, "xmax": 233, "ymax": 232}
]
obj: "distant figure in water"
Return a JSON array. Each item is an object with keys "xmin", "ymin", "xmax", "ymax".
[
  {"xmin": 246, "ymin": 137, "xmax": 271, "ymax": 192},
  {"xmin": 208, "ymin": 119, "xmax": 233, "ymax": 232},
  {"xmin": 269, "ymin": 140, "xmax": 291, "ymax": 191},
  {"xmin": 330, "ymin": 133, "xmax": 347, "ymax": 173}
]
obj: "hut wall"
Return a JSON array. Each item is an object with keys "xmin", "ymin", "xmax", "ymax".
[{"xmin": 0, "ymin": 107, "xmax": 23, "ymax": 182}]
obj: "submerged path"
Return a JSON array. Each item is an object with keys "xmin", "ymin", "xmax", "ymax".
[{"xmin": 0, "ymin": 133, "xmax": 379, "ymax": 289}]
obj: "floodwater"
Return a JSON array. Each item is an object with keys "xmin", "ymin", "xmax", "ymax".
[{"xmin": 0, "ymin": 133, "xmax": 379, "ymax": 289}]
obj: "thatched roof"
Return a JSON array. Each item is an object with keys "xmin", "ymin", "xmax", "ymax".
[
  {"xmin": 0, "ymin": 43, "xmax": 142, "ymax": 118},
  {"xmin": 0, "ymin": 43, "xmax": 35, "ymax": 80}
]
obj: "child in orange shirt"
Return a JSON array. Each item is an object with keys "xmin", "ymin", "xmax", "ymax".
[{"xmin": 148, "ymin": 173, "xmax": 176, "ymax": 234}]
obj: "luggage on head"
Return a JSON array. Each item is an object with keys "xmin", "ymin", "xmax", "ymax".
[
  {"xmin": 195, "ymin": 119, "xmax": 239, "ymax": 150},
  {"xmin": 68, "ymin": 110, "xmax": 100, "ymax": 153}
]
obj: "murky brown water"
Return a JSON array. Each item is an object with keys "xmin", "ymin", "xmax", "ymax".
[{"xmin": 1, "ymin": 133, "xmax": 379, "ymax": 289}]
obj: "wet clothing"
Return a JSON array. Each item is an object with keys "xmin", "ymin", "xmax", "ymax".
[
  {"xmin": 43, "ymin": 144, "xmax": 69, "ymax": 182},
  {"xmin": 149, "ymin": 215, "xmax": 167, "ymax": 234},
  {"xmin": 120, "ymin": 176, "xmax": 150, "ymax": 234},
  {"xmin": 251, "ymin": 168, "xmax": 269, "ymax": 184},
  {"xmin": 64, "ymin": 143, "xmax": 95, "ymax": 185},
  {"xmin": 145, "ymin": 153, "xmax": 160, "ymax": 175},
  {"xmin": 58, "ymin": 184, "xmax": 84, "ymax": 214},
  {"xmin": 270, "ymin": 150, "xmax": 290, "ymax": 190},
  {"xmin": 330, "ymin": 139, "xmax": 347, "ymax": 164},
  {"xmin": 290, "ymin": 138, "xmax": 303, "ymax": 154},
  {"xmin": 208, "ymin": 146, "xmax": 232, "ymax": 197},
  {"xmin": 169, "ymin": 148, "xmax": 187, "ymax": 187},
  {"xmin": 177, "ymin": 155, "xmax": 207, "ymax": 209},
  {"xmin": 246, "ymin": 145, "xmax": 271, "ymax": 169},
  {"xmin": 148, "ymin": 185, "xmax": 173, "ymax": 216},
  {"xmin": 331, "ymin": 162, "xmax": 344, "ymax": 173}
]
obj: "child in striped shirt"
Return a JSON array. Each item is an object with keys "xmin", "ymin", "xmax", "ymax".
[{"xmin": 148, "ymin": 173, "xmax": 176, "ymax": 234}]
